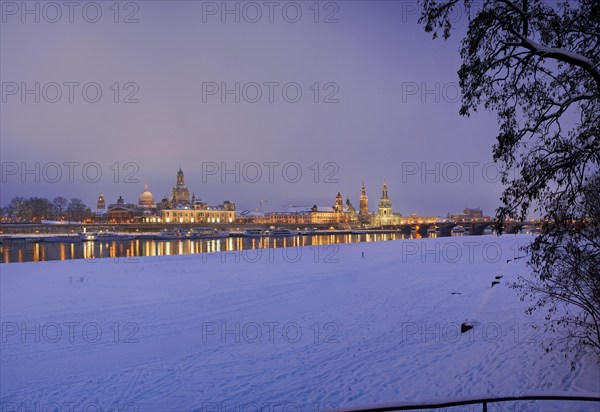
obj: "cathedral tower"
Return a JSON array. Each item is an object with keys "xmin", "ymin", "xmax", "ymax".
[
  {"xmin": 378, "ymin": 180, "xmax": 392, "ymax": 218},
  {"xmin": 359, "ymin": 181, "xmax": 369, "ymax": 216},
  {"xmin": 172, "ymin": 168, "xmax": 191, "ymax": 206},
  {"xmin": 334, "ymin": 192, "xmax": 344, "ymax": 213},
  {"xmin": 96, "ymin": 193, "xmax": 105, "ymax": 210}
]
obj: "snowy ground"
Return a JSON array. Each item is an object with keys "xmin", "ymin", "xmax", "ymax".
[{"xmin": 1, "ymin": 235, "xmax": 598, "ymax": 411}]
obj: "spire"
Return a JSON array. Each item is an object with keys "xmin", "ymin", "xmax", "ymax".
[
  {"xmin": 335, "ymin": 192, "xmax": 343, "ymax": 212},
  {"xmin": 144, "ymin": 183, "xmax": 148, "ymax": 191},
  {"xmin": 359, "ymin": 180, "xmax": 369, "ymax": 216},
  {"xmin": 176, "ymin": 168, "xmax": 185, "ymax": 186},
  {"xmin": 382, "ymin": 180, "xmax": 388, "ymax": 198}
]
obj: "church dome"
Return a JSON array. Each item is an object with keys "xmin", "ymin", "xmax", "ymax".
[{"xmin": 139, "ymin": 184, "xmax": 155, "ymax": 206}]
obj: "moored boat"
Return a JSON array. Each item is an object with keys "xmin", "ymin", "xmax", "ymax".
[
  {"xmin": 45, "ymin": 235, "xmax": 81, "ymax": 243},
  {"xmin": 243, "ymin": 228, "xmax": 264, "ymax": 238},
  {"xmin": 186, "ymin": 228, "xmax": 229, "ymax": 239},
  {"xmin": 269, "ymin": 228, "xmax": 298, "ymax": 237},
  {"xmin": 451, "ymin": 225, "xmax": 467, "ymax": 236},
  {"xmin": 156, "ymin": 228, "xmax": 185, "ymax": 240},
  {"xmin": 79, "ymin": 231, "xmax": 135, "ymax": 241}
]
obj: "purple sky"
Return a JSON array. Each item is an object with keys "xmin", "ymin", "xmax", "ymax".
[{"xmin": 1, "ymin": 1, "xmax": 506, "ymax": 216}]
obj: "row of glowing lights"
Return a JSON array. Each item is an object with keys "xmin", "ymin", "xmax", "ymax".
[
  {"xmin": 162, "ymin": 217, "xmax": 234, "ymax": 223},
  {"xmin": 2, "ymin": 233, "xmax": 431, "ymax": 263}
]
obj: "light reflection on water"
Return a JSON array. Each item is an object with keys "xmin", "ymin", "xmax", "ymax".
[{"xmin": 0, "ymin": 233, "xmax": 434, "ymax": 264}]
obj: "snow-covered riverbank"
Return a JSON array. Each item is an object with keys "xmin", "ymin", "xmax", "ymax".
[{"xmin": 1, "ymin": 235, "xmax": 598, "ymax": 411}]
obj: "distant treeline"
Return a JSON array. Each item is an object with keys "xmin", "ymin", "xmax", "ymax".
[{"xmin": 0, "ymin": 196, "xmax": 92, "ymax": 223}]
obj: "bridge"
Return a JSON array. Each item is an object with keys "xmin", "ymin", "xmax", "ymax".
[{"xmin": 364, "ymin": 220, "xmax": 540, "ymax": 236}]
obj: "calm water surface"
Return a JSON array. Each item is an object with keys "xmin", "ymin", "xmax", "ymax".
[{"xmin": 0, "ymin": 233, "xmax": 441, "ymax": 264}]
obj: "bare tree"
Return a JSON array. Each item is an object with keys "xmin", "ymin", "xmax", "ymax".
[
  {"xmin": 517, "ymin": 176, "xmax": 600, "ymax": 359},
  {"xmin": 66, "ymin": 198, "xmax": 88, "ymax": 223},
  {"xmin": 52, "ymin": 196, "xmax": 68, "ymax": 220},
  {"xmin": 419, "ymin": 0, "xmax": 599, "ymax": 357},
  {"xmin": 29, "ymin": 197, "xmax": 53, "ymax": 222},
  {"xmin": 6, "ymin": 197, "xmax": 31, "ymax": 222}
]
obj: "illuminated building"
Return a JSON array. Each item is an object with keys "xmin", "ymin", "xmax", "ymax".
[
  {"xmin": 265, "ymin": 193, "xmax": 358, "ymax": 225},
  {"xmin": 370, "ymin": 180, "xmax": 401, "ymax": 226},
  {"xmin": 96, "ymin": 193, "xmax": 106, "ymax": 210},
  {"xmin": 160, "ymin": 168, "xmax": 236, "ymax": 224},
  {"xmin": 171, "ymin": 168, "xmax": 191, "ymax": 207},
  {"xmin": 107, "ymin": 196, "xmax": 134, "ymax": 223},
  {"xmin": 138, "ymin": 184, "xmax": 155, "ymax": 208},
  {"xmin": 161, "ymin": 203, "xmax": 236, "ymax": 224},
  {"xmin": 359, "ymin": 181, "xmax": 369, "ymax": 217},
  {"xmin": 448, "ymin": 208, "xmax": 490, "ymax": 222}
]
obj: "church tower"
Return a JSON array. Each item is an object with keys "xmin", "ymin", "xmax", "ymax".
[
  {"xmin": 96, "ymin": 193, "xmax": 106, "ymax": 210},
  {"xmin": 378, "ymin": 180, "xmax": 392, "ymax": 221},
  {"xmin": 171, "ymin": 168, "xmax": 191, "ymax": 207},
  {"xmin": 345, "ymin": 197, "xmax": 356, "ymax": 214},
  {"xmin": 334, "ymin": 192, "xmax": 344, "ymax": 213},
  {"xmin": 359, "ymin": 181, "xmax": 369, "ymax": 216}
]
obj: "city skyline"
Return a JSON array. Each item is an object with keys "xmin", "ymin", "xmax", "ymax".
[
  {"xmin": 1, "ymin": 165, "xmax": 491, "ymax": 218},
  {"xmin": 1, "ymin": 1, "xmax": 506, "ymax": 216}
]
